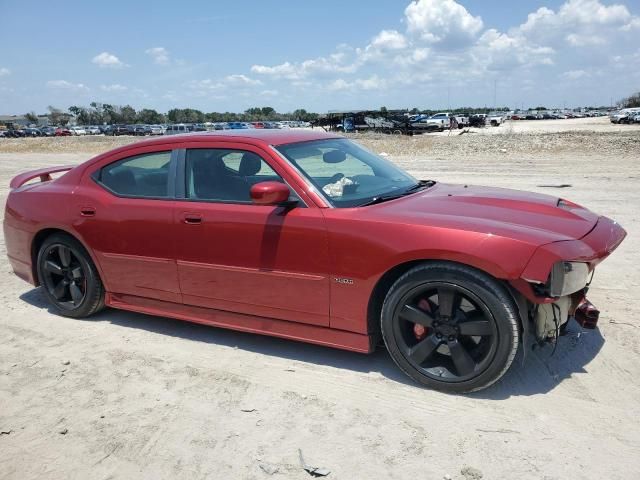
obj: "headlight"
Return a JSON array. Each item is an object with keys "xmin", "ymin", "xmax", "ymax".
[{"xmin": 549, "ymin": 261, "xmax": 590, "ymax": 297}]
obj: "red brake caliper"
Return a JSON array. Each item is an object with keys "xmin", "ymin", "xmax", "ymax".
[{"xmin": 414, "ymin": 299, "xmax": 431, "ymax": 340}]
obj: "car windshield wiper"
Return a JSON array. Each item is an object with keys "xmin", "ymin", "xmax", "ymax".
[
  {"xmin": 357, "ymin": 180, "xmax": 436, "ymax": 207},
  {"xmin": 357, "ymin": 193, "xmax": 406, "ymax": 207},
  {"xmin": 402, "ymin": 179, "xmax": 436, "ymax": 194}
]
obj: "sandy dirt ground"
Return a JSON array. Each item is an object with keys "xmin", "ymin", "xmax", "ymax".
[{"xmin": 0, "ymin": 117, "xmax": 639, "ymax": 479}]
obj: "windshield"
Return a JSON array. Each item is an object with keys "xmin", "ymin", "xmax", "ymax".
[{"xmin": 275, "ymin": 138, "xmax": 418, "ymax": 208}]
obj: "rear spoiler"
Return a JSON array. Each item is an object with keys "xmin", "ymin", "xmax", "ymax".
[{"xmin": 10, "ymin": 165, "xmax": 75, "ymax": 189}]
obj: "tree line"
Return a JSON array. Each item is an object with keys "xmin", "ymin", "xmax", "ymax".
[
  {"xmin": 619, "ymin": 91, "xmax": 640, "ymax": 108},
  {"xmin": 32, "ymin": 103, "xmax": 320, "ymax": 126},
  {"xmin": 28, "ymin": 97, "xmax": 630, "ymax": 128}
]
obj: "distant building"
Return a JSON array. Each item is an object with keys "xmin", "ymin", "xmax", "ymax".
[
  {"xmin": 0, "ymin": 115, "xmax": 30, "ymax": 127},
  {"xmin": 0, "ymin": 114, "xmax": 51, "ymax": 127}
]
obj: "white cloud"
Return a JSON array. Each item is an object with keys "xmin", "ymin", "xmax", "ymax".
[
  {"xmin": 370, "ymin": 30, "xmax": 407, "ymax": 50},
  {"xmin": 100, "ymin": 84, "xmax": 128, "ymax": 92},
  {"xmin": 327, "ymin": 75, "xmax": 387, "ymax": 92},
  {"xmin": 328, "ymin": 79, "xmax": 350, "ymax": 91},
  {"xmin": 239, "ymin": 0, "xmax": 640, "ymax": 111},
  {"xmin": 186, "ymin": 74, "xmax": 264, "ymax": 99},
  {"xmin": 187, "ymin": 78, "xmax": 224, "ymax": 93},
  {"xmin": 404, "ymin": 0, "xmax": 483, "ymax": 46},
  {"xmin": 473, "ymin": 29, "xmax": 555, "ymax": 71},
  {"xmin": 23, "ymin": 0, "xmax": 635, "ymax": 112},
  {"xmin": 145, "ymin": 47, "xmax": 170, "ymax": 65},
  {"xmin": 518, "ymin": 0, "xmax": 637, "ymax": 46},
  {"xmin": 566, "ymin": 33, "xmax": 606, "ymax": 46},
  {"xmin": 251, "ymin": 61, "xmax": 298, "ymax": 78},
  {"xmin": 356, "ymin": 75, "xmax": 386, "ymax": 91},
  {"xmin": 0, "ymin": 67, "xmax": 10, "ymax": 77},
  {"xmin": 620, "ymin": 16, "xmax": 640, "ymax": 31},
  {"xmin": 251, "ymin": 53, "xmax": 357, "ymax": 80},
  {"xmin": 46, "ymin": 80, "xmax": 89, "ymax": 92},
  {"xmin": 559, "ymin": 0, "xmax": 630, "ymax": 25},
  {"xmin": 243, "ymin": 0, "xmax": 640, "ymax": 109},
  {"xmin": 561, "ymin": 69, "xmax": 590, "ymax": 79},
  {"xmin": 92, "ymin": 52, "xmax": 125, "ymax": 68},
  {"xmin": 224, "ymin": 74, "xmax": 262, "ymax": 86}
]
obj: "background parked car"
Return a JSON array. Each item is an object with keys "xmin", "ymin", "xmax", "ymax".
[
  {"xmin": 487, "ymin": 112, "xmax": 505, "ymax": 126},
  {"xmin": 164, "ymin": 124, "xmax": 189, "ymax": 135},
  {"xmin": 40, "ymin": 126, "xmax": 56, "ymax": 137},
  {"xmin": 610, "ymin": 108, "xmax": 640, "ymax": 124},
  {"xmin": 127, "ymin": 125, "xmax": 147, "ymax": 136},
  {"xmin": 85, "ymin": 126, "xmax": 101, "ymax": 135},
  {"xmin": 226, "ymin": 122, "xmax": 248, "ymax": 130},
  {"xmin": 69, "ymin": 126, "xmax": 86, "ymax": 136},
  {"xmin": 105, "ymin": 125, "xmax": 129, "ymax": 136},
  {"xmin": 23, "ymin": 128, "xmax": 42, "ymax": 137},
  {"xmin": 454, "ymin": 113, "xmax": 470, "ymax": 127},
  {"xmin": 6, "ymin": 129, "xmax": 26, "ymax": 137},
  {"xmin": 55, "ymin": 127, "xmax": 71, "ymax": 136},
  {"xmin": 425, "ymin": 112, "xmax": 451, "ymax": 130}
]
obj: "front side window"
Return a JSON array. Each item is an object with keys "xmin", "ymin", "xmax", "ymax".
[
  {"xmin": 275, "ymin": 138, "xmax": 417, "ymax": 207},
  {"xmin": 185, "ymin": 148, "xmax": 284, "ymax": 202},
  {"xmin": 97, "ymin": 151, "xmax": 171, "ymax": 197}
]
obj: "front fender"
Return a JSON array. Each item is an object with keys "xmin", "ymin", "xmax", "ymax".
[{"xmin": 520, "ymin": 216, "xmax": 626, "ymax": 284}]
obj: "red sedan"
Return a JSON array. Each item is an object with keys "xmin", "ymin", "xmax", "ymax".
[
  {"xmin": 3, "ymin": 130, "xmax": 626, "ymax": 392},
  {"xmin": 54, "ymin": 127, "xmax": 71, "ymax": 136}
]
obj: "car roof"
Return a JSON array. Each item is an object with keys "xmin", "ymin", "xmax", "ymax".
[
  {"xmin": 81, "ymin": 129, "xmax": 344, "ymax": 168},
  {"xmin": 134, "ymin": 129, "xmax": 341, "ymax": 148}
]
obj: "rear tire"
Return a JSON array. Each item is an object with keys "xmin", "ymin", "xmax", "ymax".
[
  {"xmin": 381, "ymin": 262, "xmax": 519, "ymax": 393},
  {"xmin": 36, "ymin": 233, "xmax": 104, "ymax": 318}
]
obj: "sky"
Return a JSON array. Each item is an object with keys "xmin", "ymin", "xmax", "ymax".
[{"xmin": 1, "ymin": 0, "xmax": 639, "ymax": 114}]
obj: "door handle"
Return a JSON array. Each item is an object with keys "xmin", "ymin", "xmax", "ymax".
[
  {"xmin": 183, "ymin": 213, "xmax": 203, "ymax": 224},
  {"xmin": 80, "ymin": 206, "xmax": 96, "ymax": 217}
]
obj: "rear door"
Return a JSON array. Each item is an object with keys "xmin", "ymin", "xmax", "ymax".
[
  {"xmin": 74, "ymin": 145, "xmax": 181, "ymax": 303},
  {"xmin": 173, "ymin": 141, "xmax": 331, "ymax": 326}
]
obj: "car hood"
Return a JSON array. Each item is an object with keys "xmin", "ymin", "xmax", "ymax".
[{"xmin": 368, "ymin": 183, "xmax": 599, "ymax": 245}]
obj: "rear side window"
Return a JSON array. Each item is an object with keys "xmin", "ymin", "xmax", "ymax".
[{"xmin": 97, "ymin": 151, "xmax": 171, "ymax": 198}]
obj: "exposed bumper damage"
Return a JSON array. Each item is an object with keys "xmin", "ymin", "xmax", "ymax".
[
  {"xmin": 534, "ymin": 290, "xmax": 600, "ymax": 341},
  {"xmin": 511, "ymin": 215, "xmax": 625, "ymax": 342}
]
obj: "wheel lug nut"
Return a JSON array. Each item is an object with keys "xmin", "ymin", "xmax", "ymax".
[
  {"xmin": 448, "ymin": 335, "xmax": 455, "ymax": 341},
  {"xmin": 436, "ymin": 333, "xmax": 442, "ymax": 339}
]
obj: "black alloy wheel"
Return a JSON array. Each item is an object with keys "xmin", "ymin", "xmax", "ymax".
[
  {"xmin": 381, "ymin": 262, "xmax": 520, "ymax": 393},
  {"xmin": 40, "ymin": 244, "xmax": 86, "ymax": 310},
  {"xmin": 392, "ymin": 282, "xmax": 498, "ymax": 382},
  {"xmin": 37, "ymin": 233, "xmax": 105, "ymax": 318}
]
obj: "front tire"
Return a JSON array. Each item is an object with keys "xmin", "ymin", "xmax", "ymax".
[
  {"xmin": 37, "ymin": 233, "xmax": 104, "ymax": 318},
  {"xmin": 381, "ymin": 262, "xmax": 519, "ymax": 393}
]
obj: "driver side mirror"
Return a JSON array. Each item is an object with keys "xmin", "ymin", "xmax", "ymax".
[{"xmin": 250, "ymin": 181, "xmax": 295, "ymax": 206}]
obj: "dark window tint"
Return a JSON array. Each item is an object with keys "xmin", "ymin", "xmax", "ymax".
[
  {"xmin": 186, "ymin": 149, "xmax": 283, "ymax": 202},
  {"xmin": 99, "ymin": 151, "xmax": 171, "ymax": 197}
]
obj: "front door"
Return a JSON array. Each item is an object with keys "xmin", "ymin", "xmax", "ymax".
[{"xmin": 174, "ymin": 144, "xmax": 331, "ymax": 326}]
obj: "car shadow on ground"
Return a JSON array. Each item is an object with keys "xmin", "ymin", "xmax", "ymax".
[{"xmin": 20, "ymin": 287, "xmax": 604, "ymax": 399}]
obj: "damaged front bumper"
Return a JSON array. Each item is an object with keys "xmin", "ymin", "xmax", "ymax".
[
  {"xmin": 511, "ymin": 215, "xmax": 625, "ymax": 342},
  {"xmin": 511, "ymin": 215, "xmax": 626, "ymax": 304},
  {"xmin": 534, "ymin": 291, "xmax": 600, "ymax": 340}
]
